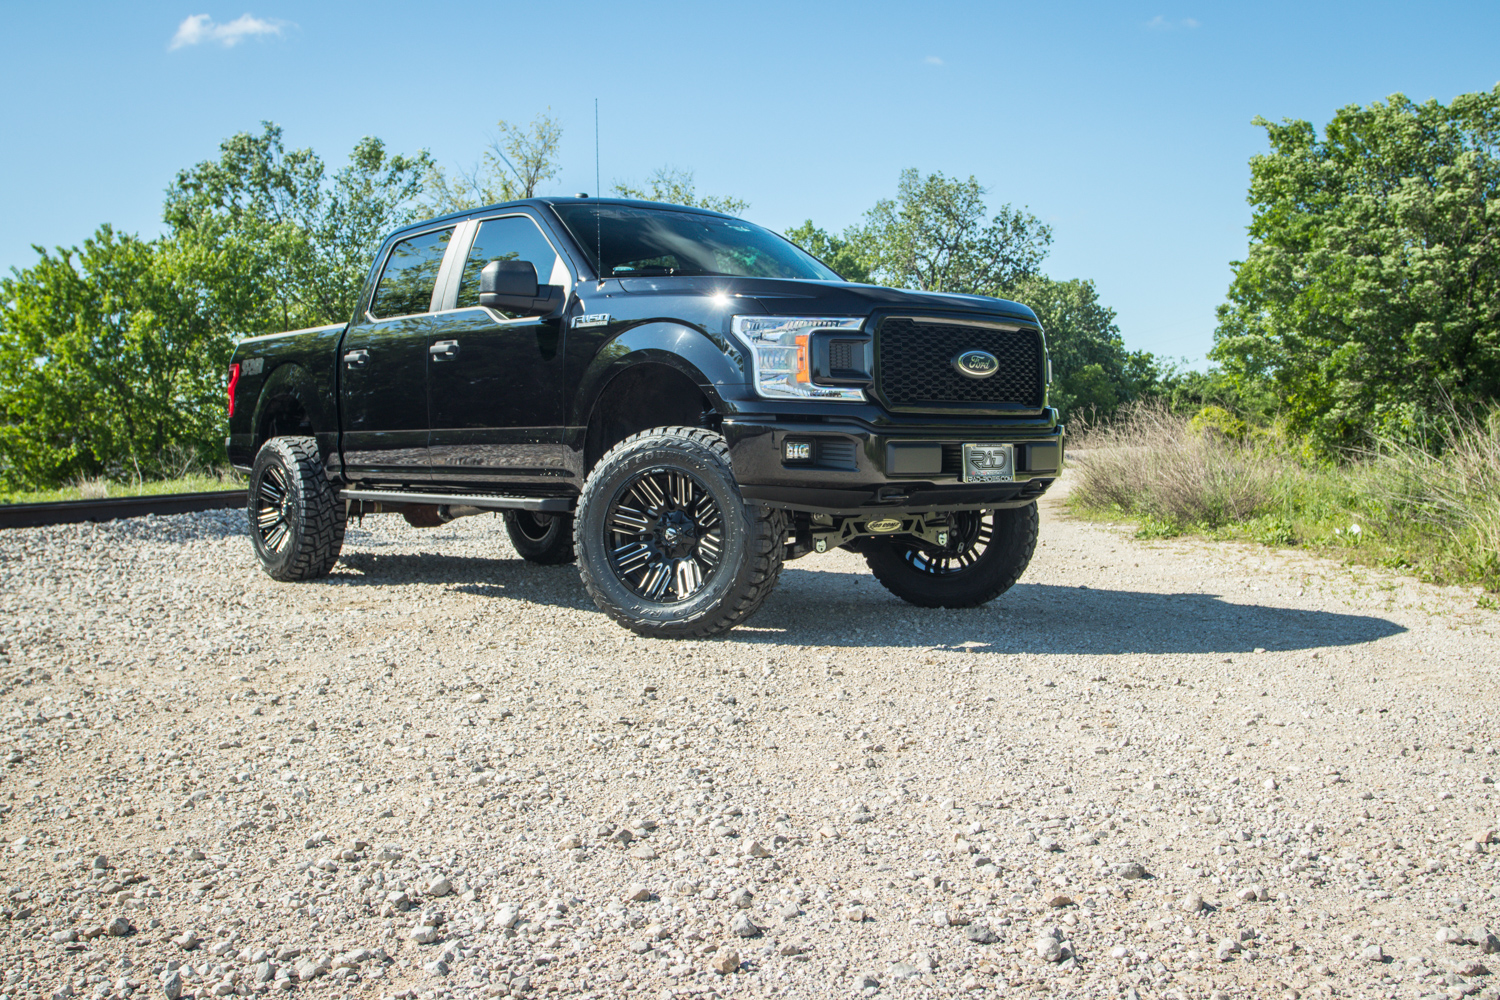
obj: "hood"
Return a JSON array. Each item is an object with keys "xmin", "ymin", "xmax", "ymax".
[{"xmin": 613, "ymin": 276, "xmax": 1039, "ymax": 324}]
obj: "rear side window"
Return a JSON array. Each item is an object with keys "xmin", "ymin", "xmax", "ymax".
[
  {"xmin": 370, "ymin": 228, "xmax": 453, "ymax": 318},
  {"xmin": 457, "ymin": 216, "xmax": 562, "ymax": 310}
]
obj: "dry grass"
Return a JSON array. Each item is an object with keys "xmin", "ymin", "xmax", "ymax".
[
  {"xmin": 1067, "ymin": 402, "xmax": 1500, "ymax": 594},
  {"xmin": 1370, "ymin": 412, "xmax": 1500, "ymax": 588},
  {"xmin": 1069, "ymin": 404, "xmax": 1286, "ymax": 528}
]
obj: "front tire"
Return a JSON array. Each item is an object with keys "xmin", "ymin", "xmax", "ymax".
[
  {"xmin": 864, "ymin": 505, "xmax": 1038, "ymax": 608},
  {"xmin": 574, "ymin": 426, "xmax": 783, "ymax": 638},
  {"xmin": 505, "ymin": 511, "xmax": 576, "ymax": 564},
  {"xmin": 248, "ymin": 436, "xmax": 345, "ymax": 581}
]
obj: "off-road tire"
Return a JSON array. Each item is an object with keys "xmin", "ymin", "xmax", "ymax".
[
  {"xmin": 574, "ymin": 426, "xmax": 784, "ymax": 638},
  {"xmin": 247, "ymin": 436, "xmax": 345, "ymax": 581},
  {"xmin": 864, "ymin": 504, "xmax": 1038, "ymax": 608},
  {"xmin": 505, "ymin": 511, "xmax": 576, "ymax": 564}
]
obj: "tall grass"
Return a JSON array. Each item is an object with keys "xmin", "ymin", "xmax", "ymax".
[
  {"xmin": 1068, "ymin": 404, "xmax": 1287, "ymax": 528},
  {"xmin": 1068, "ymin": 403, "xmax": 1500, "ymax": 593},
  {"xmin": 1371, "ymin": 411, "xmax": 1500, "ymax": 589}
]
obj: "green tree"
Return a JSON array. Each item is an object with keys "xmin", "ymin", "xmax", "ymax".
[
  {"xmin": 781, "ymin": 221, "xmax": 871, "ymax": 283},
  {"xmin": 0, "ymin": 227, "xmax": 234, "ymax": 489},
  {"xmin": 1007, "ymin": 275, "xmax": 1154, "ymax": 420},
  {"xmin": 1211, "ymin": 87, "xmax": 1500, "ymax": 449},
  {"xmin": 846, "ymin": 168, "xmax": 1051, "ymax": 294},
  {"xmin": 166, "ymin": 122, "xmax": 432, "ymax": 333},
  {"xmin": 613, "ymin": 167, "xmax": 748, "ymax": 214},
  {"xmin": 424, "ymin": 111, "xmax": 564, "ymax": 214}
]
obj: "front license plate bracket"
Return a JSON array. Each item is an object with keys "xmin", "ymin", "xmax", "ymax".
[{"xmin": 962, "ymin": 443, "xmax": 1015, "ymax": 483}]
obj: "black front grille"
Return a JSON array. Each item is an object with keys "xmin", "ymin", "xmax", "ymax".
[{"xmin": 876, "ymin": 318, "xmax": 1044, "ymax": 408}]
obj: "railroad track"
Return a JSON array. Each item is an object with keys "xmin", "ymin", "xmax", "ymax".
[{"xmin": 0, "ymin": 490, "xmax": 246, "ymax": 530}]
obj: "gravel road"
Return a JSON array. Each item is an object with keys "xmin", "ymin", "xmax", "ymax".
[{"xmin": 1, "ymin": 485, "xmax": 1497, "ymax": 1000}]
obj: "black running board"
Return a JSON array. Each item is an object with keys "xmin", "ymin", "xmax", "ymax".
[{"xmin": 338, "ymin": 489, "xmax": 572, "ymax": 513}]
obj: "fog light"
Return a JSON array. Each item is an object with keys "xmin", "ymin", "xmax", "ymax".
[{"xmin": 784, "ymin": 440, "xmax": 811, "ymax": 461}]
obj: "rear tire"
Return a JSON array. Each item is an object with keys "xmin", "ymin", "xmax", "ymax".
[
  {"xmin": 248, "ymin": 436, "xmax": 345, "ymax": 581},
  {"xmin": 574, "ymin": 426, "xmax": 783, "ymax": 638},
  {"xmin": 505, "ymin": 511, "xmax": 576, "ymax": 564},
  {"xmin": 864, "ymin": 504, "xmax": 1037, "ymax": 608}
]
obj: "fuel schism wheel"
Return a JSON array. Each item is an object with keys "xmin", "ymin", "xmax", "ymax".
[
  {"xmin": 863, "ymin": 505, "xmax": 1037, "ymax": 608},
  {"xmin": 247, "ymin": 436, "xmax": 345, "ymax": 581},
  {"xmin": 574, "ymin": 426, "xmax": 783, "ymax": 638}
]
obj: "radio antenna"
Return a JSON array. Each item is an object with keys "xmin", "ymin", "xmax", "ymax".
[{"xmin": 594, "ymin": 97, "xmax": 603, "ymax": 283}]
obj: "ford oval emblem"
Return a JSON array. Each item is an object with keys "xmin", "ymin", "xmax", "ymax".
[{"xmin": 954, "ymin": 350, "xmax": 999, "ymax": 379}]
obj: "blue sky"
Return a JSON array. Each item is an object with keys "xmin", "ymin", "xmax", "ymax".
[{"xmin": 2, "ymin": 2, "xmax": 1497, "ymax": 365}]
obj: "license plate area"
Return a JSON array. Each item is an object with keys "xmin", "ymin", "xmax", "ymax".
[{"xmin": 962, "ymin": 443, "xmax": 1015, "ymax": 483}]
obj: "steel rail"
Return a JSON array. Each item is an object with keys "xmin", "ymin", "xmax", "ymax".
[{"xmin": 0, "ymin": 491, "xmax": 246, "ymax": 530}]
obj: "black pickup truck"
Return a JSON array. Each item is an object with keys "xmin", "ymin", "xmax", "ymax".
[{"xmin": 226, "ymin": 197, "xmax": 1064, "ymax": 637}]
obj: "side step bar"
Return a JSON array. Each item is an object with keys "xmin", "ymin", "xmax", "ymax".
[{"xmin": 338, "ymin": 489, "xmax": 573, "ymax": 513}]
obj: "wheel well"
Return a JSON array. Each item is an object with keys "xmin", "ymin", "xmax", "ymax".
[
  {"xmin": 585, "ymin": 364, "xmax": 715, "ymax": 471},
  {"xmin": 256, "ymin": 394, "xmax": 314, "ymax": 451}
]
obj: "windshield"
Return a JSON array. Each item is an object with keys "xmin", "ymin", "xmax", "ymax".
[{"xmin": 553, "ymin": 203, "xmax": 842, "ymax": 281}]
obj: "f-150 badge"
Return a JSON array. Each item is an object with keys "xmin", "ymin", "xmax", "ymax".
[{"xmin": 573, "ymin": 314, "xmax": 611, "ymax": 329}]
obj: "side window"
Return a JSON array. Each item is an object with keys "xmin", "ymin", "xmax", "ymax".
[
  {"xmin": 457, "ymin": 216, "xmax": 562, "ymax": 313},
  {"xmin": 369, "ymin": 228, "xmax": 453, "ymax": 319}
]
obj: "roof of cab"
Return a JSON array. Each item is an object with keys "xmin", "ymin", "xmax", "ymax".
[{"xmin": 388, "ymin": 196, "xmax": 738, "ymax": 240}]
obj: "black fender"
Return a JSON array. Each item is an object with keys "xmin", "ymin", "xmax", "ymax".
[
  {"xmin": 250, "ymin": 359, "xmax": 340, "ymax": 469},
  {"xmin": 570, "ymin": 321, "xmax": 747, "ymax": 428}
]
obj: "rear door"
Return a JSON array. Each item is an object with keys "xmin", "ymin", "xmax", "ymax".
[
  {"xmin": 426, "ymin": 213, "xmax": 572, "ymax": 485},
  {"xmin": 339, "ymin": 226, "xmax": 455, "ymax": 481}
]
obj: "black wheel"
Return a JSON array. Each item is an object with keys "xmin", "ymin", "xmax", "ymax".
[
  {"xmin": 505, "ymin": 511, "xmax": 576, "ymax": 564},
  {"xmin": 864, "ymin": 505, "xmax": 1038, "ymax": 608},
  {"xmin": 574, "ymin": 426, "xmax": 784, "ymax": 638},
  {"xmin": 247, "ymin": 436, "xmax": 345, "ymax": 581}
]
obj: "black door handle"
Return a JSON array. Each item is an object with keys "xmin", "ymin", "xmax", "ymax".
[
  {"xmin": 429, "ymin": 340, "xmax": 460, "ymax": 361},
  {"xmin": 343, "ymin": 349, "xmax": 369, "ymax": 369}
]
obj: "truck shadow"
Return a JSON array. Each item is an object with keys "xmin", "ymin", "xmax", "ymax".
[
  {"xmin": 331, "ymin": 551, "xmax": 1405, "ymax": 656},
  {"xmin": 742, "ymin": 574, "xmax": 1407, "ymax": 655},
  {"xmin": 333, "ymin": 551, "xmax": 599, "ymax": 609}
]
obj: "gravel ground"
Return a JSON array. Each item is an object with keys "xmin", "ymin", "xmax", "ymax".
[{"xmin": 1, "ymin": 484, "xmax": 1498, "ymax": 1000}]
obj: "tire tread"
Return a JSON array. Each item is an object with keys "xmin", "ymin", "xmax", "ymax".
[
  {"xmin": 574, "ymin": 426, "xmax": 783, "ymax": 638},
  {"xmin": 251, "ymin": 436, "xmax": 344, "ymax": 582}
]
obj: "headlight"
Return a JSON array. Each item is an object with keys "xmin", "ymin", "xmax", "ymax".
[{"xmin": 730, "ymin": 316, "xmax": 866, "ymax": 401}]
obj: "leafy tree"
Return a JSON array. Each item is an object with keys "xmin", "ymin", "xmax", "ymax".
[
  {"xmin": 166, "ymin": 122, "xmax": 432, "ymax": 333},
  {"xmin": 0, "ymin": 227, "xmax": 234, "ymax": 489},
  {"xmin": 846, "ymin": 168, "xmax": 1051, "ymax": 294},
  {"xmin": 1211, "ymin": 87, "xmax": 1500, "ymax": 449},
  {"xmin": 424, "ymin": 111, "xmax": 563, "ymax": 214},
  {"xmin": 1, "ymin": 123, "xmax": 433, "ymax": 491},
  {"xmin": 1006, "ymin": 275, "xmax": 1156, "ymax": 420},
  {"xmin": 781, "ymin": 221, "xmax": 871, "ymax": 283},
  {"xmin": 613, "ymin": 167, "xmax": 748, "ymax": 215}
]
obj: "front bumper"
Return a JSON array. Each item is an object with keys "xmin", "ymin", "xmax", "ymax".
[{"xmin": 722, "ymin": 415, "xmax": 1064, "ymax": 516}]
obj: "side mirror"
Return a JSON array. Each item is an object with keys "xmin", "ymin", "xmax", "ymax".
[{"xmin": 479, "ymin": 259, "xmax": 559, "ymax": 314}]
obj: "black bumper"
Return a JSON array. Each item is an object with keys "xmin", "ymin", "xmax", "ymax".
[{"xmin": 722, "ymin": 415, "xmax": 1064, "ymax": 516}]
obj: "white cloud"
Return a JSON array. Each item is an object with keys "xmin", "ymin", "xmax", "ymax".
[
  {"xmin": 1145, "ymin": 15, "xmax": 1200, "ymax": 29},
  {"xmin": 170, "ymin": 13, "xmax": 285, "ymax": 50},
  {"xmin": 924, "ymin": 55, "xmax": 944, "ymax": 66}
]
